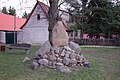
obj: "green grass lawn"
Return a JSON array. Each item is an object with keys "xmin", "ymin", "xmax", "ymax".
[{"xmin": 0, "ymin": 46, "xmax": 120, "ymax": 80}]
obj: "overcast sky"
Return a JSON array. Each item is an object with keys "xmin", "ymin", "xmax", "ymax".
[
  {"xmin": 0, "ymin": 0, "xmax": 47, "ymax": 17},
  {"xmin": 0, "ymin": 0, "xmax": 66, "ymax": 17}
]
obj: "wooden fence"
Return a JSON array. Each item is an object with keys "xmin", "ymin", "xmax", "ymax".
[{"xmin": 69, "ymin": 38, "xmax": 120, "ymax": 46}]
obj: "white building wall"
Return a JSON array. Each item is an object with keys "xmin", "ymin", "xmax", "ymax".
[
  {"xmin": 19, "ymin": 4, "xmax": 49, "ymax": 44},
  {"xmin": 0, "ymin": 31, "xmax": 5, "ymax": 43},
  {"xmin": 22, "ymin": 27, "xmax": 48, "ymax": 44},
  {"xmin": 18, "ymin": 4, "xmax": 70, "ymax": 44},
  {"xmin": 17, "ymin": 31, "xmax": 23, "ymax": 43}
]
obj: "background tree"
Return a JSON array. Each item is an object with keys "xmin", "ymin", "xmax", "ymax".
[
  {"xmin": 1, "ymin": 6, "xmax": 8, "ymax": 14},
  {"xmin": 86, "ymin": 0, "xmax": 120, "ymax": 38},
  {"xmin": 64, "ymin": 0, "xmax": 89, "ymax": 37},
  {"xmin": 8, "ymin": 6, "xmax": 16, "ymax": 16},
  {"xmin": 22, "ymin": 11, "xmax": 29, "ymax": 19},
  {"xmin": 65, "ymin": 0, "xmax": 120, "ymax": 38},
  {"xmin": 48, "ymin": 0, "xmax": 59, "ymax": 41}
]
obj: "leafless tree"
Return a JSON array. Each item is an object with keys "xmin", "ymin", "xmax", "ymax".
[{"xmin": 48, "ymin": 0, "xmax": 59, "ymax": 41}]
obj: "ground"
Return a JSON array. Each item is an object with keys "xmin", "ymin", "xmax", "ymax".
[{"xmin": 0, "ymin": 45, "xmax": 120, "ymax": 80}]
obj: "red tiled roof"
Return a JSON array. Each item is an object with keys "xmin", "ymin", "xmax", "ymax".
[
  {"xmin": 39, "ymin": 1, "xmax": 49, "ymax": 16},
  {"xmin": 21, "ymin": 1, "xmax": 68, "ymax": 30},
  {"xmin": 20, "ymin": 1, "xmax": 49, "ymax": 29},
  {"xmin": 0, "ymin": 13, "xmax": 26, "ymax": 31}
]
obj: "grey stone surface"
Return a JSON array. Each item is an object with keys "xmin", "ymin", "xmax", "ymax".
[
  {"xmin": 59, "ymin": 49, "xmax": 65, "ymax": 56},
  {"xmin": 57, "ymin": 65, "xmax": 71, "ymax": 73},
  {"xmin": 63, "ymin": 57, "xmax": 70, "ymax": 65},
  {"xmin": 34, "ymin": 53, "xmax": 41, "ymax": 60},
  {"xmin": 56, "ymin": 58, "xmax": 63, "ymax": 63},
  {"xmin": 23, "ymin": 57, "xmax": 30, "ymax": 62},
  {"xmin": 54, "ymin": 47, "xmax": 60, "ymax": 54},
  {"xmin": 59, "ymin": 47, "xmax": 64, "ymax": 53},
  {"xmin": 64, "ymin": 50, "xmax": 71, "ymax": 55},
  {"xmin": 32, "ymin": 38, "xmax": 88, "ymax": 72},
  {"xmin": 56, "ymin": 63, "xmax": 64, "ymax": 66},
  {"xmin": 38, "ymin": 59, "xmax": 48, "ymax": 66},
  {"xmin": 69, "ymin": 53, "xmax": 76, "ymax": 59},
  {"xmin": 31, "ymin": 61, "xmax": 39, "ymax": 69},
  {"xmin": 47, "ymin": 54, "xmax": 56, "ymax": 62},
  {"xmin": 55, "ymin": 54, "xmax": 59, "ymax": 58},
  {"xmin": 48, "ymin": 61, "xmax": 57, "ymax": 69},
  {"xmin": 83, "ymin": 61, "xmax": 90, "ymax": 67},
  {"xmin": 69, "ymin": 41, "xmax": 81, "ymax": 55},
  {"xmin": 64, "ymin": 53, "xmax": 70, "ymax": 58},
  {"xmin": 36, "ymin": 40, "xmax": 52, "ymax": 57},
  {"xmin": 48, "ymin": 61, "xmax": 52, "ymax": 66},
  {"xmin": 42, "ymin": 54, "xmax": 48, "ymax": 59},
  {"xmin": 64, "ymin": 46, "xmax": 71, "ymax": 51},
  {"xmin": 75, "ymin": 54, "xmax": 81, "ymax": 60},
  {"xmin": 69, "ymin": 59, "xmax": 77, "ymax": 64},
  {"xmin": 79, "ymin": 55, "xmax": 86, "ymax": 62}
]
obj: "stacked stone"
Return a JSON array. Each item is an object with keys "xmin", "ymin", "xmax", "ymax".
[
  {"xmin": 32, "ymin": 41, "xmax": 89, "ymax": 73},
  {"xmin": 31, "ymin": 21, "xmax": 90, "ymax": 73}
]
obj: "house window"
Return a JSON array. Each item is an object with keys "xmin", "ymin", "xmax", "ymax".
[
  {"xmin": 75, "ymin": 31, "xmax": 78, "ymax": 37},
  {"xmin": 37, "ymin": 14, "xmax": 40, "ymax": 20}
]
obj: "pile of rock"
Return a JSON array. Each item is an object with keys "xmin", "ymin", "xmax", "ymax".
[
  {"xmin": 31, "ymin": 21, "xmax": 90, "ymax": 73},
  {"xmin": 32, "ymin": 41, "xmax": 89, "ymax": 73}
]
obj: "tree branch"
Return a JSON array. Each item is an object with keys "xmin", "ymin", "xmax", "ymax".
[{"xmin": 58, "ymin": 1, "xmax": 64, "ymax": 7}]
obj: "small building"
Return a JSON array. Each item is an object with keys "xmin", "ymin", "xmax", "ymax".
[
  {"xmin": 18, "ymin": 1, "xmax": 69, "ymax": 44},
  {"xmin": 0, "ymin": 1, "xmax": 81, "ymax": 44},
  {"xmin": 0, "ymin": 13, "xmax": 26, "ymax": 44}
]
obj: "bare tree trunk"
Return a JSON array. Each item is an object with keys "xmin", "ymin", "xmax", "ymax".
[{"xmin": 48, "ymin": 0, "xmax": 59, "ymax": 41}]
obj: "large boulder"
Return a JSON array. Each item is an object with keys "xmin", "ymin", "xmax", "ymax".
[
  {"xmin": 50, "ymin": 21, "xmax": 69, "ymax": 47},
  {"xmin": 35, "ymin": 41, "xmax": 52, "ymax": 57},
  {"xmin": 69, "ymin": 41, "xmax": 81, "ymax": 55}
]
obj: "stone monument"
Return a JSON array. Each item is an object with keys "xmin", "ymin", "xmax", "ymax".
[{"xmin": 31, "ymin": 21, "xmax": 90, "ymax": 73}]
